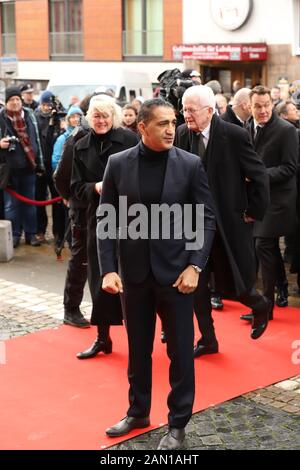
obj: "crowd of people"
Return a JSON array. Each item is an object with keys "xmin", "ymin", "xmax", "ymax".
[{"xmin": 0, "ymin": 71, "xmax": 299, "ymax": 450}]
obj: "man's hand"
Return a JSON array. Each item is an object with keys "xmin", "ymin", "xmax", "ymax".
[
  {"xmin": 95, "ymin": 181, "xmax": 103, "ymax": 194},
  {"xmin": 173, "ymin": 266, "xmax": 199, "ymax": 294},
  {"xmin": 102, "ymin": 272, "xmax": 123, "ymax": 294},
  {"xmin": 243, "ymin": 214, "xmax": 255, "ymax": 223},
  {"xmin": 0, "ymin": 137, "xmax": 10, "ymax": 150}
]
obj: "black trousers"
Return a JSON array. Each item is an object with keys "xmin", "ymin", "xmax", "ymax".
[
  {"xmin": 123, "ymin": 274, "xmax": 195, "ymax": 429},
  {"xmin": 255, "ymin": 237, "xmax": 284, "ymax": 305},
  {"xmin": 194, "ymin": 265, "xmax": 269, "ymax": 345},
  {"xmin": 35, "ymin": 172, "xmax": 66, "ymax": 240},
  {"xmin": 193, "ymin": 267, "xmax": 217, "ymax": 345},
  {"xmin": 63, "ymin": 219, "xmax": 88, "ymax": 312}
]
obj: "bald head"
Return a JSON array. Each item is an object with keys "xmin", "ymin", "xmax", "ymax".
[
  {"xmin": 232, "ymin": 87, "xmax": 252, "ymax": 121},
  {"xmin": 232, "ymin": 87, "xmax": 251, "ymax": 106}
]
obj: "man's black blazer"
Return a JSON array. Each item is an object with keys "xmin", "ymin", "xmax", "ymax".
[{"xmin": 97, "ymin": 143, "xmax": 216, "ymax": 286}]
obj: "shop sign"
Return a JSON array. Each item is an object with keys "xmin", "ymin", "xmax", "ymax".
[{"xmin": 172, "ymin": 43, "xmax": 267, "ymax": 62}]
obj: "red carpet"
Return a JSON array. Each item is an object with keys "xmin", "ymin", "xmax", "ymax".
[{"xmin": 0, "ymin": 301, "xmax": 299, "ymax": 450}]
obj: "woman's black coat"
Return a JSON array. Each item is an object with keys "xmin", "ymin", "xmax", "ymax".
[{"xmin": 71, "ymin": 127, "xmax": 139, "ymax": 325}]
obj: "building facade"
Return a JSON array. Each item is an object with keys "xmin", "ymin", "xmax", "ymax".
[
  {"xmin": 1, "ymin": 0, "xmax": 300, "ymax": 95},
  {"xmin": 0, "ymin": 0, "xmax": 183, "ymax": 90},
  {"xmin": 175, "ymin": 0, "xmax": 300, "ymax": 93}
]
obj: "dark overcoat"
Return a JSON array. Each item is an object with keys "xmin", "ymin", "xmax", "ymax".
[
  {"xmin": 247, "ymin": 112, "xmax": 298, "ymax": 238},
  {"xmin": 97, "ymin": 144, "xmax": 216, "ymax": 285},
  {"xmin": 71, "ymin": 127, "xmax": 139, "ymax": 325},
  {"xmin": 221, "ymin": 104, "xmax": 243, "ymax": 127},
  {"xmin": 175, "ymin": 114, "xmax": 270, "ymax": 297}
]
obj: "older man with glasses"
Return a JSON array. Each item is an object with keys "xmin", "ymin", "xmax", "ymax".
[{"xmin": 175, "ymin": 85, "xmax": 271, "ymax": 358}]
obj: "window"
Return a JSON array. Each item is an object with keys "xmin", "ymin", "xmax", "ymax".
[
  {"xmin": 123, "ymin": 0, "xmax": 163, "ymax": 57},
  {"xmin": 49, "ymin": 0, "xmax": 82, "ymax": 59},
  {"xmin": 1, "ymin": 1, "xmax": 16, "ymax": 55}
]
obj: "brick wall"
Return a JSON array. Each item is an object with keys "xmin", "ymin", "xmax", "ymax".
[
  {"xmin": 267, "ymin": 44, "xmax": 300, "ymax": 87},
  {"xmin": 163, "ymin": 0, "xmax": 182, "ymax": 61},
  {"xmin": 15, "ymin": 0, "xmax": 49, "ymax": 60},
  {"xmin": 83, "ymin": 0, "xmax": 122, "ymax": 60}
]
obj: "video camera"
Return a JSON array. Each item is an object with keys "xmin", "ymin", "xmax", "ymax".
[
  {"xmin": 157, "ymin": 68, "xmax": 195, "ymax": 114},
  {"xmin": 6, "ymin": 136, "xmax": 19, "ymax": 152},
  {"xmin": 49, "ymin": 95, "xmax": 67, "ymax": 119}
]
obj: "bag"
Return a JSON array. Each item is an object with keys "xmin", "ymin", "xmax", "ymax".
[{"xmin": 0, "ymin": 161, "xmax": 10, "ymax": 190}]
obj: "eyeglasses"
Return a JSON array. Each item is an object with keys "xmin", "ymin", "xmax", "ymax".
[{"xmin": 181, "ymin": 106, "xmax": 210, "ymax": 115}]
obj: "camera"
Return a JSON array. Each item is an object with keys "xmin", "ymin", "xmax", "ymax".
[
  {"xmin": 7, "ymin": 136, "xmax": 19, "ymax": 152},
  {"xmin": 157, "ymin": 68, "xmax": 195, "ymax": 114},
  {"xmin": 49, "ymin": 95, "xmax": 67, "ymax": 119}
]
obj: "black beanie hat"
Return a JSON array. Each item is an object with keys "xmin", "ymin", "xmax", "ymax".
[{"xmin": 5, "ymin": 86, "xmax": 22, "ymax": 104}]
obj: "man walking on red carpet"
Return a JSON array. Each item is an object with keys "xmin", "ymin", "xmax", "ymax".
[{"xmin": 97, "ymin": 98, "xmax": 216, "ymax": 450}]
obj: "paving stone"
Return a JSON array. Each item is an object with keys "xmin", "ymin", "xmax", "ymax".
[{"xmin": 275, "ymin": 380, "xmax": 299, "ymax": 391}]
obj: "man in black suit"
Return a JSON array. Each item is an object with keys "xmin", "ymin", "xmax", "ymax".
[
  {"xmin": 241, "ymin": 86, "xmax": 297, "ymax": 323},
  {"xmin": 97, "ymin": 98, "xmax": 216, "ymax": 450},
  {"xmin": 175, "ymin": 85, "xmax": 271, "ymax": 357},
  {"xmin": 221, "ymin": 87, "xmax": 252, "ymax": 127}
]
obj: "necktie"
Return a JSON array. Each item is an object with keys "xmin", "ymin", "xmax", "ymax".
[
  {"xmin": 198, "ymin": 132, "xmax": 206, "ymax": 159},
  {"xmin": 254, "ymin": 125, "xmax": 262, "ymax": 142}
]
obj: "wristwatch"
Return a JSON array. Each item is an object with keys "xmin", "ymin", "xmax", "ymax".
[{"xmin": 191, "ymin": 265, "xmax": 202, "ymax": 274}]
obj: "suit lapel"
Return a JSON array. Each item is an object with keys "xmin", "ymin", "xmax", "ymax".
[
  {"xmin": 127, "ymin": 145, "xmax": 142, "ymax": 203},
  {"xmin": 160, "ymin": 147, "xmax": 181, "ymax": 203},
  {"xmin": 205, "ymin": 114, "xmax": 224, "ymax": 178}
]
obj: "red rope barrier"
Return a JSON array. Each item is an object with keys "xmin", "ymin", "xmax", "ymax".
[{"xmin": 4, "ymin": 188, "xmax": 62, "ymax": 206}]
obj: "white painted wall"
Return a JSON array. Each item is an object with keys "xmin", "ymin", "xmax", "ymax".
[
  {"xmin": 183, "ymin": 0, "xmax": 294, "ymax": 45},
  {"xmin": 17, "ymin": 61, "xmax": 183, "ymax": 85}
]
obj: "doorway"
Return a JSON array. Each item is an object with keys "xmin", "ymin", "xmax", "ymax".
[{"xmin": 201, "ymin": 62, "xmax": 265, "ymax": 94}]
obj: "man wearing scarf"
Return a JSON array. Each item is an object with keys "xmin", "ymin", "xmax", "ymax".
[{"xmin": 0, "ymin": 86, "xmax": 44, "ymax": 247}]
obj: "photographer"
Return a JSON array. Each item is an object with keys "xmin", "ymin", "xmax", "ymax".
[
  {"xmin": 0, "ymin": 86, "xmax": 44, "ymax": 247},
  {"xmin": 157, "ymin": 68, "xmax": 196, "ymax": 126},
  {"xmin": 35, "ymin": 91, "xmax": 65, "ymax": 245}
]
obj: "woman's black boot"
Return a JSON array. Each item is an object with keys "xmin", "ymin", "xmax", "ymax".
[{"xmin": 76, "ymin": 325, "xmax": 112, "ymax": 359}]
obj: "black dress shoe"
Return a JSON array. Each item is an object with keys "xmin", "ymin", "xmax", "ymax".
[
  {"xmin": 211, "ymin": 295, "xmax": 224, "ymax": 310},
  {"xmin": 193, "ymin": 340, "xmax": 219, "ymax": 358},
  {"xmin": 64, "ymin": 310, "xmax": 90, "ymax": 328},
  {"xmin": 276, "ymin": 288, "xmax": 288, "ymax": 308},
  {"xmin": 251, "ymin": 300, "xmax": 272, "ymax": 340},
  {"xmin": 106, "ymin": 416, "xmax": 150, "ymax": 437},
  {"xmin": 76, "ymin": 338, "xmax": 112, "ymax": 359},
  {"xmin": 157, "ymin": 427, "xmax": 185, "ymax": 450},
  {"xmin": 241, "ymin": 309, "xmax": 273, "ymax": 322},
  {"xmin": 240, "ymin": 313, "xmax": 253, "ymax": 322}
]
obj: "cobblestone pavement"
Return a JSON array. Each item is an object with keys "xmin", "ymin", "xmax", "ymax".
[{"xmin": 0, "ymin": 276, "xmax": 300, "ymax": 450}]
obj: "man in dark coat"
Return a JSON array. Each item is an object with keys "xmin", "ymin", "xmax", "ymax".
[
  {"xmin": 175, "ymin": 85, "xmax": 271, "ymax": 356},
  {"xmin": 54, "ymin": 123, "xmax": 90, "ymax": 328},
  {"xmin": 221, "ymin": 87, "xmax": 252, "ymax": 128},
  {"xmin": 97, "ymin": 99, "xmax": 216, "ymax": 450},
  {"xmin": 241, "ymin": 86, "xmax": 298, "ymax": 323}
]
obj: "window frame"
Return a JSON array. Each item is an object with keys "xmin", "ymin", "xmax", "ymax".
[
  {"xmin": 48, "ymin": 0, "xmax": 83, "ymax": 60},
  {"xmin": 1, "ymin": 0, "xmax": 16, "ymax": 56},
  {"xmin": 122, "ymin": 0, "xmax": 163, "ymax": 59}
]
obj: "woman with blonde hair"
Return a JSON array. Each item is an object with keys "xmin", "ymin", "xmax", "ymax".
[{"xmin": 71, "ymin": 95, "xmax": 139, "ymax": 358}]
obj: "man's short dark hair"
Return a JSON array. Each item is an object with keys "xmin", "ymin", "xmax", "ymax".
[
  {"xmin": 137, "ymin": 98, "xmax": 174, "ymax": 124},
  {"xmin": 250, "ymin": 85, "xmax": 271, "ymax": 100}
]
